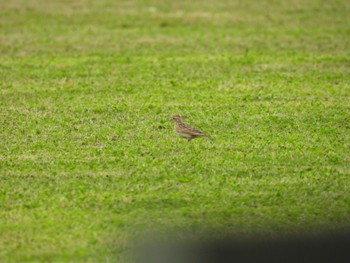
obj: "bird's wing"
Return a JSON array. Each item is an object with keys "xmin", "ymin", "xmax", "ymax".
[{"xmin": 182, "ymin": 123, "xmax": 206, "ymax": 136}]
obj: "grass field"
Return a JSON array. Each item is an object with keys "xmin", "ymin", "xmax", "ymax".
[{"xmin": 1, "ymin": 0, "xmax": 350, "ymax": 261}]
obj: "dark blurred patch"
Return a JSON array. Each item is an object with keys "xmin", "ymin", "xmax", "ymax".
[{"xmin": 135, "ymin": 230, "xmax": 350, "ymax": 263}]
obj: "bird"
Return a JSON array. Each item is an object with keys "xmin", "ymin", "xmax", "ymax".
[{"xmin": 171, "ymin": 115, "xmax": 214, "ymax": 141}]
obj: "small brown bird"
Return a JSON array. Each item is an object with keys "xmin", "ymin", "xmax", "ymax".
[{"xmin": 171, "ymin": 115, "xmax": 214, "ymax": 141}]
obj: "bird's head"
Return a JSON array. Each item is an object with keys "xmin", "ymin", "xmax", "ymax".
[{"xmin": 171, "ymin": 115, "xmax": 182, "ymax": 122}]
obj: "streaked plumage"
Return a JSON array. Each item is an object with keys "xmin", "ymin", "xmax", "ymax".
[{"xmin": 171, "ymin": 115, "xmax": 213, "ymax": 141}]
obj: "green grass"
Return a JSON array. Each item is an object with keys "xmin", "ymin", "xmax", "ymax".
[{"xmin": 1, "ymin": 0, "xmax": 350, "ymax": 261}]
